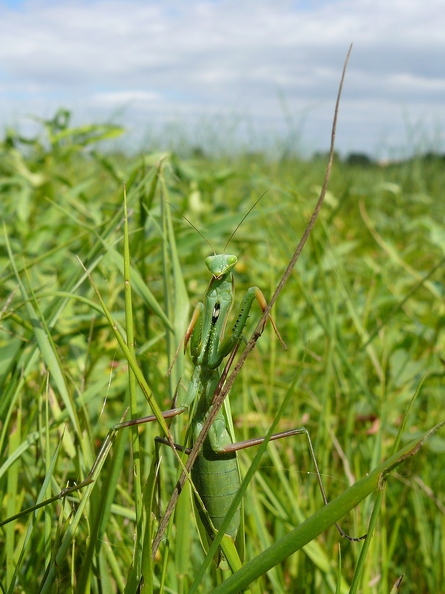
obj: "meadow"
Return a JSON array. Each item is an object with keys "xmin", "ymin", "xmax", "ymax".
[{"xmin": 0, "ymin": 109, "xmax": 444, "ymax": 593}]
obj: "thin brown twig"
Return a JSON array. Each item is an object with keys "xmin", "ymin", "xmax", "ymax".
[{"xmin": 151, "ymin": 43, "xmax": 353, "ymax": 558}]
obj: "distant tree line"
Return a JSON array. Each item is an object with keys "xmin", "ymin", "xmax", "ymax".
[{"xmin": 312, "ymin": 150, "xmax": 445, "ymax": 167}]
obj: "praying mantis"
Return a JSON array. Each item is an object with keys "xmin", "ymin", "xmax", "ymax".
[{"xmin": 153, "ymin": 240, "xmax": 364, "ymax": 570}]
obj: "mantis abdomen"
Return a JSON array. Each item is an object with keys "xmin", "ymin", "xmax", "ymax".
[{"xmin": 191, "ymin": 419, "xmax": 241, "ymax": 542}]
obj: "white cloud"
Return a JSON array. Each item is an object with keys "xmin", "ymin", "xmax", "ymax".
[
  {"xmin": 0, "ymin": 0, "xmax": 444, "ymax": 157},
  {"xmin": 91, "ymin": 90, "xmax": 161, "ymax": 107}
]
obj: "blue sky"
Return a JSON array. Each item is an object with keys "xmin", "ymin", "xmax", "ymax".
[
  {"xmin": 1, "ymin": 0, "xmax": 24, "ymax": 7},
  {"xmin": 0, "ymin": 0, "xmax": 444, "ymax": 158}
]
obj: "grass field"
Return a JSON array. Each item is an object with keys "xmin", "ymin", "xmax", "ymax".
[{"xmin": 1, "ymin": 110, "xmax": 444, "ymax": 593}]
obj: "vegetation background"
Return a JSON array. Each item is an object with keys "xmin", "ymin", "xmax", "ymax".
[{"xmin": 0, "ymin": 109, "xmax": 444, "ymax": 593}]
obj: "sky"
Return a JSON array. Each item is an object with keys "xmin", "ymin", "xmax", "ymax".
[{"xmin": 0, "ymin": 0, "xmax": 444, "ymax": 159}]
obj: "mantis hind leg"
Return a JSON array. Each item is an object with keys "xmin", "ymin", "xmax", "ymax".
[{"xmin": 214, "ymin": 427, "xmax": 367, "ymax": 542}]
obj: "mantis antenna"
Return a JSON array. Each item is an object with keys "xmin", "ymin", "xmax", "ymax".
[
  {"xmin": 165, "ymin": 201, "xmax": 216, "ymax": 255},
  {"xmin": 167, "ymin": 191, "xmax": 268, "ymax": 256},
  {"xmin": 223, "ymin": 191, "xmax": 268, "ymax": 253}
]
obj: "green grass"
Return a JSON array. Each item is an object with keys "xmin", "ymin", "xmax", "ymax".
[{"xmin": 0, "ymin": 111, "xmax": 444, "ymax": 593}]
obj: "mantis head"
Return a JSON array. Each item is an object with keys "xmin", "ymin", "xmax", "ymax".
[{"xmin": 205, "ymin": 254, "xmax": 237, "ymax": 279}]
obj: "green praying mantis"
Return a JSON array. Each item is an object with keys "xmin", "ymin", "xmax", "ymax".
[{"xmin": 153, "ymin": 240, "xmax": 365, "ymax": 570}]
